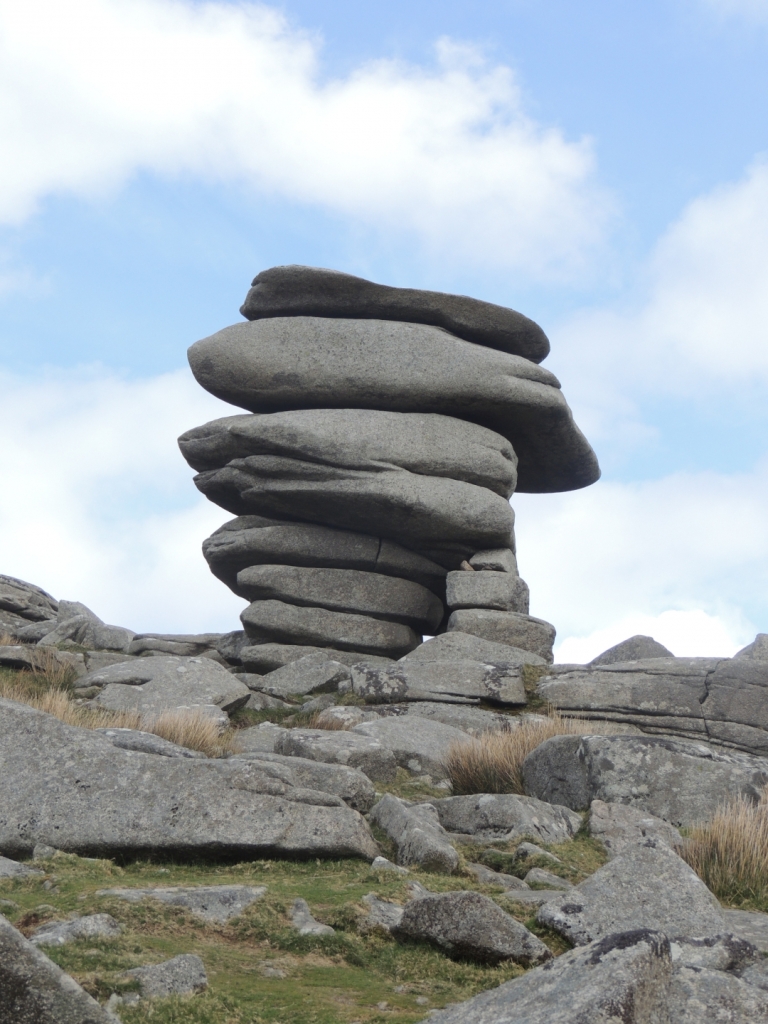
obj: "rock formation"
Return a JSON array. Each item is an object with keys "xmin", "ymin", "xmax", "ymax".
[{"xmin": 180, "ymin": 265, "xmax": 600, "ymax": 661}]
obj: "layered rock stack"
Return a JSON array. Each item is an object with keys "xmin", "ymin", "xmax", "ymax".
[{"xmin": 179, "ymin": 266, "xmax": 599, "ymax": 663}]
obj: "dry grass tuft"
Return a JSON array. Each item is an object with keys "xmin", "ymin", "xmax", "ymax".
[
  {"xmin": 147, "ymin": 708, "xmax": 242, "ymax": 757},
  {"xmin": 680, "ymin": 793, "xmax": 768, "ymax": 905},
  {"xmin": 0, "ymin": 673, "xmax": 241, "ymax": 757},
  {"xmin": 0, "ymin": 632, "xmax": 17, "ymax": 645},
  {"xmin": 444, "ymin": 710, "xmax": 624, "ymax": 795}
]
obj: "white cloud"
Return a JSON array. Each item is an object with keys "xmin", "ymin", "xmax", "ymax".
[
  {"xmin": 0, "ymin": 366, "xmax": 245, "ymax": 633},
  {"xmin": 548, "ymin": 159, "xmax": 768, "ymax": 446},
  {"xmin": 556, "ymin": 609, "xmax": 746, "ymax": 663},
  {"xmin": 515, "ymin": 469, "xmax": 767, "ymax": 661},
  {"xmin": 0, "ymin": 0, "xmax": 610, "ymax": 277}
]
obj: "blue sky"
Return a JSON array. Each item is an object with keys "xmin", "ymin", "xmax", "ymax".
[{"xmin": 1, "ymin": 0, "xmax": 767, "ymax": 658}]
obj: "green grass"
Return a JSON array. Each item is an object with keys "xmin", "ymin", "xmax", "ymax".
[{"xmin": 2, "ymin": 851, "xmax": 564, "ymax": 1023}]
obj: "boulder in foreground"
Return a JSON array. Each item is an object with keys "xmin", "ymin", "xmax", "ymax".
[
  {"xmin": 0, "ymin": 698, "xmax": 379, "ymax": 860},
  {"xmin": 0, "ymin": 913, "xmax": 116, "ymax": 1024},
  {"xmin": 421, "ymin": 929, "xmax": 673, "ymax": 1024}
]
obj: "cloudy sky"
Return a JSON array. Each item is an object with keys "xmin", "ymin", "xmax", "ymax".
[{"xmin": 1, "ymin": 0, "xmax": 767, "ymax": 660}]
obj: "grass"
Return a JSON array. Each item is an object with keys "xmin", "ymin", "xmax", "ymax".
[
  {"xmin": 443, "ymin": 710, "xmax": 625, "ymax": 796},
  {"xmin": 680, "ymin": 792, "xmax": 768, "ymax": 909},
  {"xmin": 0, "ymin": 847, "xmax": 579, "ymax": 1023}
]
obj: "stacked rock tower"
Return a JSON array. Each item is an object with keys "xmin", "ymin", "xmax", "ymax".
[{"xmin": 179, "ymin": 266, "xmax": 599, "ymax": 665}]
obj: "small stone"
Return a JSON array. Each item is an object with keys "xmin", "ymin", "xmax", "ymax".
[
  {"xmin": 290, "ymin": 897, "xmax": 335, "ymax": 936},
  {"xmin": 524, "ymin": 867, "xmax": 571, "ymax": 888},
  {"xmin": 0, "ymin": 855, "xmax": 44, "ymax": 878},
  {"xmin": 370, "ymin": 856, "xmax": 409, "ymax": 875},
  {"xmin": 361, "ymin": 894, "xmax": 404, "ymax": 934},
  {"xmin": 123, "ymin": 954, "xmax": 208, "ymax": 999},
  {"xmin": 469, "ymin": 549, "xmax": 518, "ymax": 574},
  {"xmin": 515, "ymin": 841, "xmax": 562, "ymax": 865},
  {"xmin": 394, "ymin": 890, "xmax": 551, "ymax": 965},
  {"xmin": 259, "ymin": 962, "xmax": 287, "ymax": 978},
  {"xmin": 96, "ymin": 885, "xmax": 267, "ymax": 923},
  {"xmin": 465, "ymin": 862, "xmax": 525, "ymax": 889},
  {"xmin": 415, "ymin": 995, "xmax": 429, "ymax": 1005},
  {"xmin": 30, "ymin": 914, "xmax": 122, "ymax": 947},
  {"xmin": 32, "ymin": 844, "xmax": 58, "ymax": 861}
]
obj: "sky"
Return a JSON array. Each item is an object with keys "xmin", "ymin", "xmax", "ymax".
[{"xmin": 1, "ymin": 0, "xmax": 767, "ymax": 660}]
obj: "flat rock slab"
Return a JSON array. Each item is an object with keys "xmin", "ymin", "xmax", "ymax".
[
  {"xmin": 0, "ymin": 912, "xmax": 117, "ymax": 1024},
  {"xmin": 290, "ymin": 897, "xmax": 334, "ymax": 936},
  {"xmin": 0, "ymin": 855, "xmax": 43, "ymax": 878},
  {"xmin": 446, "ymin": 570, "xmax": 529, "ymax": 614},
  {"xmin": 239, "ymin": 264, "xmax": 551, "ymax": 362},
  {"xmin": 251, "ymin": 653, "xmax": 350, "ymax": 698},
  {"xmin": 240, "ymin": 641, "xmax": 394, "ymax": 675},
  {"xmin": 126, "ymin": 633, "xmax": 221, "ymax": 657},
  {"xmin": 194, "ymin": 451, "xmax": 514, "ymax": 563},
  {"xmin": 94, "ymin": 728, "xmax": 207, "ymax": 759},
  {"xmin": 370, "ymin": 794, "xmax": 459, "ymax": 873},
  {"xmin": 394, "ymin": 890, "xmax": 551, "ymax": 965},
  {"xmin": 422, "ymin": 929, "xmax": 673, "ymax": 1024},
  {"xmin": 537, "ymin": 655, "xmax": 768, "ymax": 758},
  {"xmin": 236, "ymin": 563, "xmax": 444, "ymax": 632},
  {"xmin": 351, "ymin": 661, "xmax": 527, "ymax": 706},
  {"xmin": 0, "ymin": 698, "xmax": 379, "ymax": 860},
  {"xmin": 352, "ymin": 717, "xmax": 470, "ymax": 779},
  {"xmin": 187, "ymin": 316, "xmax": 600, "ymax": 493},
  {"xmin": 432, "ymin": 794, "xmax": 582, "ymax": 845},
  {"xmin": 87, "ymin": 656, "xmax": 250, "ymax": 716},
  {"xmin": 723, "ymin": 909, "xmax": 768, "ymax": 953},
  {"xmin": 537, "ymin": 838, "xmax": 724, "ymax": 945},
  {"xmin": 124, "ymin": 954, "xmax": 207, "ymax": 998},
  {"xmin": 402, "ymin": 630, "xmax": 545, "ymax": 666},
  {"xmin": 97, "ymin": 885, "xmax": 266, "ymax": 923},
  {"xmin": 203, "ymin": 516, "xmax": 446, "ymax": 594},
  {"xmin": 522, "ymin": 733, "xmax": 768, "ymax": 826},
  {"xmin": 275, "ymin": 727, "xmax": 398, "ymax": 782},
  {"xmin": 30, "ymin": 914, "xmax": 122, "ymax": 947},
  {"xmin": 382, "ymin": 701, "xmax": 516, "ymax": 736},
  {"xmin": 588, "ymin": 799, "xmax": 682, "ymax": 858},
  {"xmin": 447, "ymin": 610, "xmax": 555, "ymax": 662},
  {"xmin": 226, "ymin": 751, "xmax": 376, "ymax": 813},
  {"xmin": 242, "ymin": 600, "xmax": 420, "ymax": 659},
  {"xmin": 180, "ymin": 408, "xmax": 517, "ymax": 498}
]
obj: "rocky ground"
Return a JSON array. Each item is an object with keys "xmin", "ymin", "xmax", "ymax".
[{"xmin": 3, "ymin": 573, "xmax": 768, "ymax": 1023}]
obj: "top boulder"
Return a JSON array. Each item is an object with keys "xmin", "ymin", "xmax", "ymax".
[{"xmin": 240, "ymin": 265, "xmax": 550, "ymax": 364}]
